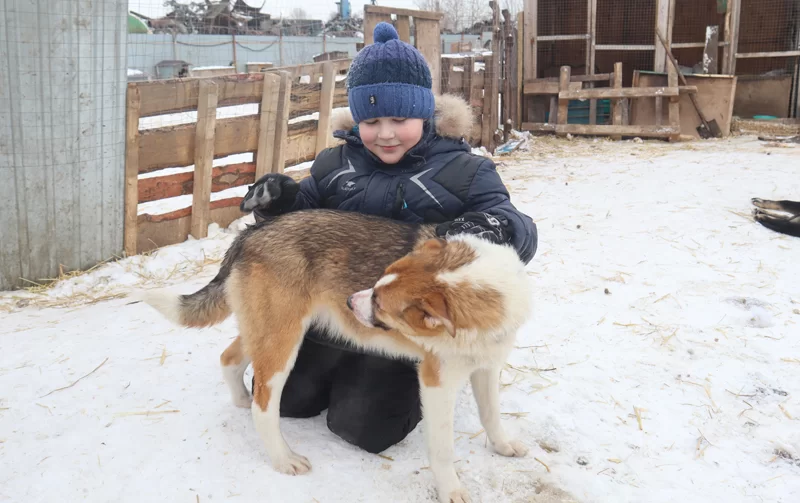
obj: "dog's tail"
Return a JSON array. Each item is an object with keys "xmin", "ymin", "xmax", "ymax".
[{"xmin": 137, "ymin": 232, "xmax": 251, "ymax": 327}]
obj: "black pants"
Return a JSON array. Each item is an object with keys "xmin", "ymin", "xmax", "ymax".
[{"xmin": 274, "ymin": 328, "xmax": 423, "ymax": 454}]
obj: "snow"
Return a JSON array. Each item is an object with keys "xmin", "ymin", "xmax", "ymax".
[
  {"xmin": 127, "ymin": 68, "xmax": 144, "ymax": 77},
  {"xmin": 2, "ymin": 137, "xmax": 799, "ymax": 503},
  {"xmin": 191, "ymin": 65, "xmax": 235, "ymax": 71}
]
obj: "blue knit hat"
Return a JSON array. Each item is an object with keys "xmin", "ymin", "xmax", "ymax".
[{"xmin": 347, "ymin": 22, "xmax": 435, "ymax": 124}]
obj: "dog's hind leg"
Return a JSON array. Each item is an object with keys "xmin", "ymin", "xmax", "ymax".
[
  {"xmin": 245, "ymin": 308, "xmax": 311, "ymax": 475},
  {"xmin": 470, "ymin": 367, "xmax": 528, "ymax": 457},
  {"xmin": 752, "ymin": 198, "xmax": 800, "ymax": 215},
  {"xmin": 220, "ymin": 336, "xmax": 252, "ymax": 408},
  {"xmin": 419, "ymin": 356, "xmax": 471, "ymax": 503}
]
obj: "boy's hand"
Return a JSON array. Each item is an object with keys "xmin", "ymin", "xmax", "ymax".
[
  {"xmin": 240, "ymin": 173, "xmax": 299, "ymax": 214},
  {"xmin": 435, "ymin": 212, "xmax": 510, "ymax": 245}
]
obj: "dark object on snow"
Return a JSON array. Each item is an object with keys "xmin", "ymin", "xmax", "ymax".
[{"xmin": 752, "ymin": 198, "xmax": 800, "ymax": 238}]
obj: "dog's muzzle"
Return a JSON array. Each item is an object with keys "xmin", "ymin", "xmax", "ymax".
[{"xmin": 347, "ymin": 289, "xmax": 376, "ymax": 328}]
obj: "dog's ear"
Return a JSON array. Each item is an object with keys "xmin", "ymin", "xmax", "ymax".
[{"xmin": 419, "ymin": 292, "xmax": 456, "ymax": 338}]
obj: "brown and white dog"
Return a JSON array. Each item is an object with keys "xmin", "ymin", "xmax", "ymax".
[{"xmin": 139, "ymin": 209, "xmax": 533, "ymax": 503}]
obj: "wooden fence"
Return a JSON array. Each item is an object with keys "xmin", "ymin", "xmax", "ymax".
[
  {"xmin": 124, "ymin": 59, "xmax": 351, "ymax": 256},
  {"xmin": 441, "ymin": 54, "xmax": 496, "ymax": 146}
]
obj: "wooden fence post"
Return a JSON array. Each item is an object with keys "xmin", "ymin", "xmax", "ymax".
[
  {"xmin": 667, "ymin": 63, "xmax": 681, "ymax": 141},
  {"xmin": 256, "ymin": 73, "xmax": 281, "ymax": 180},
  {"xmin": 556, "ymin": 65, "xmax": 571, "ymax": 136},
  {"xmin": 124, "ymin": 86, "xmax": 141, "ymax": 257},
  {"xmin": 395, "ymin": 15, "xmax": 411, "ymax": 43},
  {"xmin": 481, "ymin": 55, "xmax": 495, "ymax": 148},
  {"xmin": 654, "ymin": 0, "xmax": 674, "ymax": 72},
  {"xmin": 272, "ymin": 71, "xmax": 292, "ymax": 174},
  {"xmin": 316, "ymin": 62, "xmax": 336, "ymax": 155},
  {"xmin": 190, "ymin": 80, "xmax": 219, "ymax": 239},
  {"xmin": 516, "ymin": 10, "xmax": 524, "ymax": 128},
  {"xmin": 611, "ymin": 62, "xmax": 623, "ymax": 140}
]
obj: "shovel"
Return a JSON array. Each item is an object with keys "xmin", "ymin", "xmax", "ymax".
[{"xmin": 655, "ymin": 27, "xmax": 723, "ymax": 139}]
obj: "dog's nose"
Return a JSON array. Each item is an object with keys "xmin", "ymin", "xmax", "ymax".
[{"xmin": 346, "ymin": 295, "xmax": 354, "ymax": 310}]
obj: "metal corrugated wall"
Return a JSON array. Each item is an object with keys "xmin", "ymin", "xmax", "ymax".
[{"xmin": 0, "ymin": 0, "xmax": 127, "ymax": 290}]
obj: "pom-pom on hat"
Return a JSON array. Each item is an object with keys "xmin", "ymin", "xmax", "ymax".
[{"xmin": 346, "ymin": 22, "xmax": 435, "ymax": 124}]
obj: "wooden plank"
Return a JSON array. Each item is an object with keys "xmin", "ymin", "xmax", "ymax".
[
  {"xmin": 655, "ymin": 96, "xmax": 663, "ymax": 126},
  {"xmin": 415, "ymin": 18, "xmax": 441, "ymax": 95},
  {"xmin": 395, "ymin": 15, "xmax": 411, "ymax": 43},
  {"xmin": 727, "ymin": 0, "xmax": 742, "ymax": 74},
  {"xmin": 524, "ymin": 0, "xmax": 537, "ymax": 81},
  {"xmin": 588, "ymin": 0, "xmax": 597, "ymax": 125},
  {"xmin": 559, "ymin": 87, "xmax": 680, "ymax": 100},
  {"xmin": 489, "ymin": 1, "xmax": 502, "ymax": 151},
  {"xmin": 124, "ymin": 86, "xmax": 141, "ymax": 257},
  {"xmin": 255, "ymin": 73, "xmax": 280, "ymax": 179},
  {"xmin": 557, "ymin": 66, "xmax": 571, "ymax": 133},
  {"xmin": 316, "ymin": 62, "xmax": 336, "ymax": 155},
  {"xmin": 272, "ymin": 72, "xmax": 292, "ymax": 174},
  {"xmin": 363, "ymin": 5, "xmax": 444, "ymax": 21},
  {"xmin": 190, "ymin": 80, "xmax": 218, "ymax": 239},
  {"xmin": 139, "ymin": 162, "xmax": 256, "ymax": 203},
  {"xmin": 525, "ymin": 74, "xmax": 612, "ymax": 85},
  {"xmin": 667, "ymin": 65, "xmax": 680, "ymax": 141},
  {"xmin": 267, "ymin": 59, "xmax": 351, "ymax": 79},
  {"xmin": 364, "ymin": 12, "xmax": 392, "ymax": 45},
  {"xmin": 654, "ymin": 0, "xmax": 673, "ymax": 72},
  {"xmin": 722, "ymin": 0, "xmax": 733, "ymax": 74},
  {"xmin": 524, "ymin": 80, "xmax": 582, "ymax": 94},
  {"xmin": 735, "ymin": 50, "xmax": 800, "ymax": 59},
  {"xmin": 612, "ymin": 62, "xmax": 623, "ymax": 140},
  {"xmin": 139, "ymin": 118, "xmax": 317, "ymax": 173},
  {"xmin": 134, "ymin": 73, "xmax": 348, "ymax": 120},
  {"xmin": 557, "ymin": 124, "xmax": 679, "ymax": 137},
  {"xmin": 596, "ymin": 44, "xmax": 657, "ymax": 51},
  {"xmin": 520, "ymin": 122, "xmax": 556, "ymax": 132},
  {"xmin": 733, "ymin": 74, "xmax": 793, "ymax": 118},
  {"xmin": 481, "ymin": 55, "xmax": 495, "ymax": 148},
  {"xmin": 537, "ymin": 34, "xmax": 589, "ymax": 42},
  {"xmin": 516, "ymin": 11, "xmax": 524, "ymax": 128},
  {"xmin": 703, "ymin": 26, "xmax": 719, "ymax": 74}
]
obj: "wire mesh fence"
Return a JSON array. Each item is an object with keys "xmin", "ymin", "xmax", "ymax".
[{"xmin": 736, "ymin": 0, "xmax": 800, "ymax": 76}]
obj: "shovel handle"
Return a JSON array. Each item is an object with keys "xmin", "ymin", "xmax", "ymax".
[{"xmin": 655, "ymin": 27, "xmax": 712, "ymax": 126}]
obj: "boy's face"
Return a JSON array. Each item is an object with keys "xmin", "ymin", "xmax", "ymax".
[{"xmin": 358, "ymin": 118, "xmax": 425, "ymax": 164}]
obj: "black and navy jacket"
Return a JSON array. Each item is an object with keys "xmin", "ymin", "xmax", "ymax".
[{"xmin": 288, "ymin": 94, "xmax": 537, "ymax": 263}]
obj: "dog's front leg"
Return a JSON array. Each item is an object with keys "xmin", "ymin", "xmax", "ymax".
[
  {"xmin": 250, "ymin": 337, "xmax": 310, "ymax": 475},
  {"xmin": 420, "ymin": 358, "xmax": 470, "ymax": 503},
  {"xmin": 470, "ymin": 367, "xmax": 528, "ymax": 457}
]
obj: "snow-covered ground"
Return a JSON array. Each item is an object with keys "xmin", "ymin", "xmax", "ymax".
[{"xmin": 2, "ymin": 136, "xmax": 799, "ymax": 503}]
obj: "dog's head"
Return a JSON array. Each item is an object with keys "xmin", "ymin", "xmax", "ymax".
[{"xmin": 347, "ymin": 236, "xmax": 529, "ymax": 340}]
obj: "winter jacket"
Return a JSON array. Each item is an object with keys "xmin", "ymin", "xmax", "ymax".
[{"xmin": 288, "ymin": 94, "xmax": 537, "ymax": 263}]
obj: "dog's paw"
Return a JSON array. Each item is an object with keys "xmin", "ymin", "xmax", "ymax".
[
  {"xmin": 444, "ymin": 488, "xmax": 471, "ymax": 503},
  {"xmin": 494, "ymin": 439, "xmax": 529, "ymax": 457},
  {"xmin": 231, "ymin": 394, "xmax": 252, "ymax": 408},
  {"xmin": 752, "ymin": 198, "xmax": 765, "ymax": 207},
  {"xmin": 272, "ymin": 451, "xmax": 312, "ymax": 475}
]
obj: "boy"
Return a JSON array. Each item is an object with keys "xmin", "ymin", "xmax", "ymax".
[{"xmin": 239, "ymin": 22, "xmax": 537, "ymax": 454}]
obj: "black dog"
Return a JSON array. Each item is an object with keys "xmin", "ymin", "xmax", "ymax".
[{"xmin": 752, "ymin": 198, "xmax": 800, "ymax": 238}]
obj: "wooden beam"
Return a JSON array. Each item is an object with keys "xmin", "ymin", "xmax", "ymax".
[
  {"xmin": 588, "ymin": 0, "xmax": 597, "ymax": 125},
  {"xmin": 735, "ymin": 50, "xmax": 800, "ymax": 59},
  {"xmin": 523, "ymin": 0, "xmax": 537, "ymax": 81},
  {"xmin": 537, "ymin": 34, "xmax": 589, "ymax": 42},
  {"xmin": 524, "ymin": 80, "xmax": 582, "ymax": 94},
  {"xmin": 363, "ymin": 5, "xmax": 444, "ymax": 21},
  {"xmin": 124, "ymin": 86, "xmax": 141, "ymax": 257},
  {"xmin": 272, "ymin": 71, "xmax": 292, "ymax": 174},
  {"xmin": 364, "ymin": 12, "xmax": 392, "ymax": 45},
  {"xmin": 722, "ymin": 0, "xmax": 733, "ymax": 74},
  {"xmin": 654, "ymin": 0, "xmax": 673, "ymax": 72},
  {"xmin": 520, "ymin": 122, "xmax": 556, "ymax": 132},
  {"xmin": 190, "ymin": 80, "xmax": 218, "ymax": 240},
  {"xmin": 558, "ymin": 86, "xmax": 680, "ymax": 100},
  {"xmin": 667, "ymin": 63, "xmax": 680, "ymax": 141},
  {"xmin": 139, "ymin": 117, "xmax": 317, "ymax": 175},
  {"xmin": 703, "ymin": 26, "xmax": 719, "ymax": 74},
  {"xmin": 516, "ymin": 11, "xmax": 524, "ymax": 128},
  {"xmin": 316, "ymin": 62, "xmax": 336, "ymax": 156},
  {"xmin": 134, "ymin": 73, "xmax": 348, "ymax": 120},
  {"xmin": 612, "ymin": 62, "xmax": 623, "ymax": 140},
  {"xmin": 556, "ymin": 65, "xmax": 571, "ymax": 134},
  {"xmin": 255, "ymin": 73, "xmax": 280, "ymax": 180},
  {"xmin": 415, "ymin": 18, "xmax": 442, "ymax": 94},
  {"xmin": 557, "ymin": 124, "xmax": 679, "ymax": 137},
  {"xmin": 395, "ymin": 15, "xmax": 411, "ymax": 43},
  {"xmin": 481, "ymin": 54, "xmax": 496, "ymax": 148},
  {"xmin": 727, "ymin": 0, "xmax": 742, "ymax": 75}
]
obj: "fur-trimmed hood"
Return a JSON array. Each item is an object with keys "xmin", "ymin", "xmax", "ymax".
[{"xmin": 331, "ymin": 93, "xmax": 474, "ymax": 141}]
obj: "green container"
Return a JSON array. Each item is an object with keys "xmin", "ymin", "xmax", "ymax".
[{"xmin": 545, "ymin": 99, "xmax": 612, "ymax": 124}]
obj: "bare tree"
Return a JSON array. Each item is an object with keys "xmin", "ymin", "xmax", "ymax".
[{"xmin": 289, "ymin": 7, "xmax": 309, "ymax": 20}]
